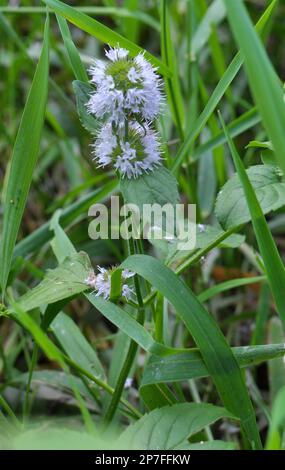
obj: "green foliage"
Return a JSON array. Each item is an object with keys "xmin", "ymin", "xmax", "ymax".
[
  {"xmin": 216, "ymin": 165, "xmax": 285, "ymax": 230},
  {"xmin": 2, "ymin": 0, "xmax": 285, "ymax": 452},
  {"xmin": 0, "ymin": 17, "xmax": 49, "ymax": 292},
  {"xmin": 118, "ymin": 403, "xmax": 236, "ymax": 450}
]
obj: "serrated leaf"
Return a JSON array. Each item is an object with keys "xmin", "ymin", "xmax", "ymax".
[
  {"xmin": 215, "ymin": 165, "xmax": 285, "ymax": 230},
  {"xmin": 18, "ymin": 252, "xmax": 91, "ymax": 312},
  {"xmin": 120, "ymin": 166, "xmax": 179, "ymax": 212},
  {"xmin": 117, "ymin": 403, "xmax": 236, "ymax": 450},
  {"xmin": 73, "ymin": 80, "xmax": 99, "ymax": 134}
]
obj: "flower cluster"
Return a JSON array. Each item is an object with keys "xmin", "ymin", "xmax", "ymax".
[
  {"xmin": 85, "ymin": 266, "xmax": 134, "ymax": 301},
  {"xmin": 87, "ymin": 46, "xmax": 163, "ymax": 178}
]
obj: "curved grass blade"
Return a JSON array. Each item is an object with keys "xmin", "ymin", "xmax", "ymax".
[
  {"xmin": 0, "ymin": 16, "xmax": 49, "ymax": 292},
  {"xmin": 198, "ymin": 276, "xmax": 266, "ymax": 303},
  {"xmin": 41, "ymin": 0, "xmax": 170, "ymax": 76},
  {"xmin": 122, "ymin": 254, "xmax": 261, "ymax": 449},
  {"xmin": 223, "ymin": 0, "xmax": 285, "ymax": 175},
  {"xmin": 219, "ymin": 113, "xmax": 285, "ymax": 331},
  {"xmin": 171, "ymin": 0, "xmax": 278, "ymax": 173},
  {"xmin": 56, "ymin": 14, "xmax": 88, "ymax": 82},
  {"xmin": 141, "ymin": 343, "xmax": 285, "ymax": 386}
]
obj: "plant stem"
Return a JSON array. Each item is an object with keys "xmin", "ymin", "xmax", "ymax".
[
  {"xmin": 175, "ymin": 225, "xmax": 241, "ymax": 275},
  {"xmin": 103, "ymin": 237, "xmax": 145, "ymax": 426},
  {"xmin": 22, "ymin": 344, "xmax": 38, "ymax": 423},
  {"xmin": 0, "ymin": 394, "xmax": 20, "ymax": 428},
  {"xmin": 64, "ymin": 353, "xmax": 142, "ymax": 420}
]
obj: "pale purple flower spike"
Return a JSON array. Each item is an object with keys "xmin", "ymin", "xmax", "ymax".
[
  {"xmin": 85, "ymin": 266, "xmax": 135, "ymax": 301},
  {"xmin": 86, "ymin": 46, "xmax": 163, "ymax": 179}
]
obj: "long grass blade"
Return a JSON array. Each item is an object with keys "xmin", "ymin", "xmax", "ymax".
[
  {"xmin": 223, "ymin": 0, "xmax": 285, "ymax": 175},
  {"xmin": 0, "ymin": 17, "xmax": 49, "ymax": 292},
  {"xmin": 41, "ymin": 0, "xmax": 170, "ymax": 76},
  {"xmin": 122, "ymin": 254, "xmax": 262, "ymax": 449},
  {"xmin": 172, "ymin": 0, "xmax": 277, "ymax": 172}
]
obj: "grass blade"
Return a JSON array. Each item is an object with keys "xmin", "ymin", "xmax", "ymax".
[
  {"xmin": 141, "ymin": 343, "xmax": 285, "ymax": 385},
  {"xmin": 219, "ymin": 113, "xmax": 285, "ymax": 331},
  {"xmin": 198, "ymin": 276, "xmax": 266, "ymax": 303},
  {"xmin": 223, "ymin": 0, "xmax": 285, "ymax": 175},
  {"xmin": 0, "ymin": 17, "xmax": 49, "ymax": 292},
  {"xmin": 172, "ymin": 0, "xmax": 277, "ymax": 172},
  {"xmin": 122, "ymin": 254, "xmax": 262, "ymax": 449},
  {"xmin": 160, "ymin": 0, "xmax": 185, "ymax": 137},
  {"xmin": 41, "ymin": 0, "xmax": 170, "ymax": 76}
]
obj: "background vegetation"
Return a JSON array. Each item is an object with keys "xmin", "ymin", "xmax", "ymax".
[{"xmin": 1, "ymin": 0, "xmax": 285, "ymax": 450}]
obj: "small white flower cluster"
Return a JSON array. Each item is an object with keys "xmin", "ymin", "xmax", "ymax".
[
  {"xmin": 85, "ymin": 266, "xmax": 134, "ymax": 301},
  {"xmin": 87, "ymin": 46, "xmax": 163, "ymax": 178}
]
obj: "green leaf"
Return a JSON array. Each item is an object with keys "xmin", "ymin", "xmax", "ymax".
[
  {"xmin": 86, "ymin": 293, "xmax": 175, "ymax": 357},
  {"xmin": 117, "ymin": 403, "xmax": 236, "ymax": 450},
  {"xmin": 154, "ymin": 224, "xmax": 244, "ymax": 265},
  {"xmin": 120, "ymin": 166, "xmax": 179, "ymax": 212},
  {"xmin": 17, "ymin": 252, "xmax": 91, "ymax": 312},
  {"xmin": 122, "ymin": 254, "xmax": 261, "ymax": 449},
  {"xmin": 42, "ymin": 0, "xmax": 170, "ymax": 76},
  {"xmin": 215, "ymin": 165, "xmax": 285, "ymax": 230},
  {"xmin": 12, "ymin": 370, "xmax": 94, "ymax": 402},
  {"xmin": 246, "ymin": 140, "xmax": 273, "ymax": 151},
  {"xmin": 12, "ymin": 427, "xmax": 105, "ymax": 450},
  {"xmin": 72, "ymin": 80, "xmax": 100, "ymax": 134},
  {"xmin": 198, "ymin": 276, "xmax": 266, "ymax": 303},
  {"xmin": 141, "ymin": 343, "xmax": 285, "ymax": 386},
  {"xmin": 5, "ymin": 303, "xmax": 65, "ymax": 367},
  {"xmin": 223, "ymin": 0, "xmax": 285, "ymax": 176},
  {"xmin": 51, "ymin": 312, "xmax": 105, "ymax": 380},
  {"xmin": 0, "ymin": 17, "xmax": 49, "ymax": 291}
]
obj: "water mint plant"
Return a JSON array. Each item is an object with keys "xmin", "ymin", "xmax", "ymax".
[{"xmin": 87, "ymin": 46, "xmax": 163, "ymax": 178}]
